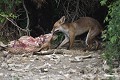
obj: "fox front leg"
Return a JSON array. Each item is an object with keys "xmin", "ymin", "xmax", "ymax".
[{"xmin": 68, "ymin": 31, "xmax": 75, "ymax": 50}]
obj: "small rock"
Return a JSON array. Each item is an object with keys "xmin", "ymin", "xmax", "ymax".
[
  {"xmin": 40, "ymin": 68, "xmax": 48, "ymax": 72},
  {"xmin": 6, "ymin": 59, "xmax": 13, "ymax": 64},
  {"xmin": 30, "ymin": 59, "xmax": 35, "ymax": 62},
  {"xmin": 63, "ymin": 65, "xmax": 70, "ymax": 69},
  {"xmin": 0, "ymin": 41, "xmax": 7, "ymax": 47},
  {"xmin": 2, "ymin": 51, "xmax": 9, "ymax": 58},
  {"xmin": 8, "ymin": 63, "xmax": 15, "ymax": 67},
  {"xmin": 68, "ymin": 68, "xmax": 77, "ymax": 74},
  {"xmin": 0, "ymin": 73, "xmax": 4, "ymax": 76},
  {"xmin": 24, "ymin": 64, "xmax": 31, "ymax": 71},
  {"xmin": 70, "ymin": 57, "xmax": 83, "ymax": 63},
  {"xmin": 117, "ymin": 68, "xmax": 120, "ymax": 74},
  {"xmin": 64, "ymin": 74, "xmax": 70, "ymax": 78},
  {"xmin": 103, "ymin": 64, "xmax": 110, "ymax": 73},
  {"xmin": 35, "ymin": 57, "xmax": 39, "ymax": 60},
  {"xmin": 51, "ymin": 54, "xmax": 60, "ymax": 59},
  {"xmin": 1, "ymin": 62, "xmax": 8, "ymax": 68},
  {"xmin": 59, "ymin": 71, "xmax": 64, "ymax": 74},
  {"xmin": 43, "ymin": 56, "xmax": 50, "ymax": 60},
  {"xmin": 8, "ymin": 67, "xmax": 13, "ymax": 71},
  {"xmin": 80, "ymin": 69, "xmax": 85, "ymax": 74},
  {"xmin": 11, "ymin": 73, "xmax": 16, "ymax": 76},
  {"xmin": 93, "ymin": 68, "xmax": 99, "ymax": 74}
]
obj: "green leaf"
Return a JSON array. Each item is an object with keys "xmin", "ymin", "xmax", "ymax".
[
  {"xmin": 110, "ymin": 36, "xmax": 117, "ymax": 43},
  {"xmin": 100, "ymin": 0, "xmax": 107, "ymax": 6},
  {"xmin": 105, "ymin": 16, "xmax": 109, "ymax": 21}
]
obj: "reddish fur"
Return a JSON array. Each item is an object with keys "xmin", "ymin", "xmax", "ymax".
[{"xmin": 52, "ymin": 16, "xmax": 103, "ymax": 50}]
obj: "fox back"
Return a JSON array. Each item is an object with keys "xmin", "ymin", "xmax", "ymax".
[
  {"xmin": 53, "ymin": 17, "xmax": 102, "ymax": 35},
  {"xmin": 73, "ymin": 17, "xmax": 102, "ymax": 35}
]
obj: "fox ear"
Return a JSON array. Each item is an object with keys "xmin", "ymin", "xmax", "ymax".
[{"xmin": 59, "ymin": 16, "xmax": 65, "ymax": 24}]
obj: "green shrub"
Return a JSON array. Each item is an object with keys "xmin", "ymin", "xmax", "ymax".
[
  {"xmin": 101, "ymin": 0, "xmax": 120, "ymax": 68},
  {"xmin": 0, "ymin": 0, "xmax": 21, "ymax": 23}
]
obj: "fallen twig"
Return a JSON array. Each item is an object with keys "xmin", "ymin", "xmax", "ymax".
[
  {"xmin": 33, "ymin": 49, "xmax": 64, "ymax": 55},
  {"xmin": 71, "ymin": 55, "xmax": 92, "ymax": 63}
]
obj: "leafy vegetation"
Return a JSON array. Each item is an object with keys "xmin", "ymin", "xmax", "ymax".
[
  {"xmin": 101, "ymin": 0, "xmax": 120, "ymax": 68},
  {"xmin": 0, "ymin": 0, "xmax": 21, "ymax": 23},
  {"xmin": 0, "ymin": 0, "xmax": 23, "ymax": 42}
]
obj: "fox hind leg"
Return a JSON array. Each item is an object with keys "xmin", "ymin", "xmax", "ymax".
[{"xmin": 85, "ymin": 29, "xmax": 100, "ymax": 50}]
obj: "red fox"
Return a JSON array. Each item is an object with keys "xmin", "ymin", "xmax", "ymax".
[{"xmin": 52, "ymin": 16, "xmax": 103, "ymax": 50}]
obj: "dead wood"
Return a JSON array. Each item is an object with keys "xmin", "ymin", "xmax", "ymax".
[{"xmin": 33, "ymin": 49, "xmax": 64, "ymax": 55}]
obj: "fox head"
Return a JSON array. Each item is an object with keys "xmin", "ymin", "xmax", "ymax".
[{"xmin": 51, "ymin": 16, "xmax": 66, "ymax": 34}]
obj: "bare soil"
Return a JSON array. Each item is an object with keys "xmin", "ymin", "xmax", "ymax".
[{"xmin": 0, "ymin": 41, "xmax": 120, "ymax": 80}]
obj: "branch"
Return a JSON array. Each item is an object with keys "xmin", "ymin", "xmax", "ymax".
[
  {"xmin": 0, "ymin": 14, "xmax": 27, "ymax": 32},
  {"xmin": 23, "ymin": 0, "xmax": 30, "ymax": 36}
]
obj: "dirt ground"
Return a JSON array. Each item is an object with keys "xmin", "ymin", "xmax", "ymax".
[{"xmin": 0, "ymin": 41, "xmax": 120, "ymax": 80}]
